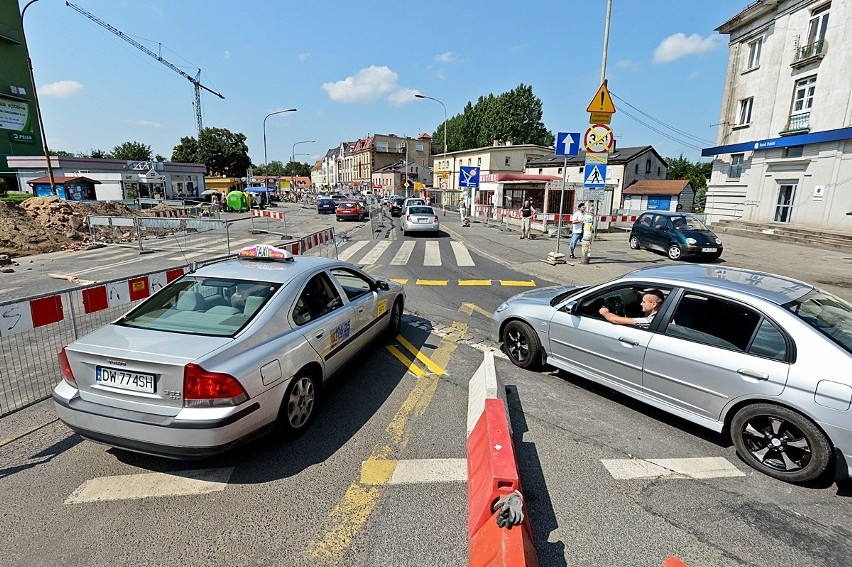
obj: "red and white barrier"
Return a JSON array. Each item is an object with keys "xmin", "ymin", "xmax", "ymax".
[
  {"xmin": 251, "ymin": 209, "xmax": 285, "ymax": 220},
  {"xmin": 152, "ymin": 209, "xmax": 189, "ymax": 218},
  {"xmin": 299, "ymin": 228, "xmax": 335, "ymax": 254}
]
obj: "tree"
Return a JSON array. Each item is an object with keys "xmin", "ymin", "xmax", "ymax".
[
  {"xmin": 253, "ymin": 160, "xmax": 286, "ymax": 176},
  {"xmin": 431, "ymin": 85, "xmax": 554, "ymax": 152},
  {"xmin": 155, "ymin": 154, "xmax": 167, "ymax": 163},
  {"xmin": 111, "ymin": 141, "xmax": 152, "ymax": 161},
  {"xmin": 89, "ymin": 149, "xmax": 111, "ymax": 159},
  {"xmin": 171, "ymin": 127, "xmax": 251, "ymax": 176},
  {"xmin": 666, "ymin": 155, "xmax": 713, "ymax": 212}
]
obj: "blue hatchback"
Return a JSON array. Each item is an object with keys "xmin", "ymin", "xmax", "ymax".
[
  {"xmin": 317, "ymin": 198, "xmax": 336, "ymax": 214},
  {"xmin": 629, "ymin": 211, "xmax": 723, "ymax": 261}
]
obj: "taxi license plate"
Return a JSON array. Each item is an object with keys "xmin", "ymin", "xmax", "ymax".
[
  {"xmin": 701, "ymin": 247, "xmax": 717, "ymax": 253},
  {"xmin": 96, "ymin": 366, "xmax": 155, "ymax": 393}
]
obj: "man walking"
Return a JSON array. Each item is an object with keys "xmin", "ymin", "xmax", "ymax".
[
  {"xmin": 520, "ymin": 198, "xmax": 535, "ymax": 239},
  {"xmin": 569, "ymin": 202, "xmax": 587, "ymax": 259}
]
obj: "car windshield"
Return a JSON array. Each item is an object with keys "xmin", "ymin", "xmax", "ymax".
[
  {"xmin": 408, "ymin": 206, "xmax": 434, "ymax": 215},
  {"xmin": 550, "ymin": 286, "xmax": 587, "ymax": 306},
  {"xmin": 116, "ymin": 277, "xmax": 280, "ymax": 337},
  {"xmin": 319, "ymin": 199, "xmax": 333, "ymax": 205},
  {"xmin": 670, "ymin": 215, "xmax": 709, "ymax": 231},
  {"xmin": 785, "ymin": 289, "xmax": 852, "ymax": 353}
]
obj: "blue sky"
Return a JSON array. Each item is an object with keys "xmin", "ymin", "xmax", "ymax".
[{"xmin": 20, "ymin": 0, "xmax": 747, "ymax": 167}]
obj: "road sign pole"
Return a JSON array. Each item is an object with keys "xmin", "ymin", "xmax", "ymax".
[{"xmin": 555, "ymin": 157, "xmax": 568, "ymax": 255}]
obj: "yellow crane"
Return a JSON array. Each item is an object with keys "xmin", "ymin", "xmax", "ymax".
[{"xmin": 66, "ymin": 1, "xmax": 224, "ymax": 136}]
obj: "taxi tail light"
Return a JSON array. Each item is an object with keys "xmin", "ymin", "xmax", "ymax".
[
  {"xmin": 183, "ymin": 363, "xmax": 249, "ymax": 407},
  {"xmin": 58, "ymin": 347, "xmax": 77, "ymax": 387}
]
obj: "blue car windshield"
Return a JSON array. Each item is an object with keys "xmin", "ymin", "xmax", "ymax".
[
  {"xmin": 670, "ymin": 215, "xmax": 709, "ymax": 231},
  {"xmin": 785, "ymin": 289, "xmax": 852, "ymax": 353}
]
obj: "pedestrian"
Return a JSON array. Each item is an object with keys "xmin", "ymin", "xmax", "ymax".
[
  {"xmin": 569, "ymin": 202, "xmax": 587, "ymax": 259},
  {"xmin": 520, "ymin": 198, "xmax": 535, "ymax": 239},
  {"xmin": 459, "ymin": 198, "xmax": 467, "ymax": 222},
  {"xmin": 599, "ymin": 289, "xmax": 665, "ymax": 329}
]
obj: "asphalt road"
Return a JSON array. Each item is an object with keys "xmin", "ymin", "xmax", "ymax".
[{"xmin": 1, "ymin": 203, "xmax": 850, "ymax": 566}]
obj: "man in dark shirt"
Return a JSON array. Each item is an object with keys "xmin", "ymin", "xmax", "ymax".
[{"xmin": 520, "ymin": 199, "xmax": 535, "ymax": 239}]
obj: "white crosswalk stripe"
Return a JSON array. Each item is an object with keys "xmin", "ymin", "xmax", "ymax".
[
  {"xmin": 338, "ymin": 240, "xmax": 370, "ymax": 262},
  {"xmin": 339, "ymin": 239, "xmax": 477, "ymax": 268},
  {"xmin": 424, "ymin": 241, "xmax": 441, "ymax": 266},
  {"xmin": 390, "ymin": 241, "xmax": 416, "ymax": 265},
  {"xmin": 450, "ymin": 241, "xmax": 475, "ymax": 266},
  {"xmin": 359, "ymin": 241, "xmax": 392, "ymax": 265}
]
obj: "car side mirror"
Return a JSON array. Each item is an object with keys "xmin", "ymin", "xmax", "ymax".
[
  {"xmin": 376, "ymin": 280, "xmax": 390, "ymax": 291},
  {"xmin": 563, "ymin": 300, "xmax": 578, "ymax": 314}
]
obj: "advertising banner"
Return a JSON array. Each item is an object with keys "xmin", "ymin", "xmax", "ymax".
[{"xmin": 0, "ymin": 98, "xmax": 32, "ymax": 132}]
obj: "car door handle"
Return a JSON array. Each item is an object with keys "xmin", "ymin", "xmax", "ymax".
[
  {"xmin": 314, "ymin": 331, "xmax": 324, "ymax": 340},
  {"xmin": 737, "ymin": 368, "xmax": 769, "ymax": 381},
  {"xmin": 618, "ymin": 336, "xmax": 640, "ymax": 346}
]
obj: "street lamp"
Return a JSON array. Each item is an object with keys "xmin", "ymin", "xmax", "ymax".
[
  {"xmin": 263, "ymin": 108, "xmax": 297, "ymax": 166},
  {"xmin": 21, "ymin": 0, "xmax": 57, "ymax": 196},
  {"xmin": 415, "ymin": 93, "xmax": 448, "ymax": 192},
  {"xmin": 291, "ymin": 140, "xmax": 314, "ymax": 196}
]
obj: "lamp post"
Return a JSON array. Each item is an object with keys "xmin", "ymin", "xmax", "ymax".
[
  {"xmin": 415, "ymin": 93, "xmax": 447, "ymax": 193},
  {"xmin": 263, "ymin": 108, "xmax": 297, "ymax": 167},
  {"xmin": 291, "ymin": 140, "xmax": 314, "ymax": 196},
  {"xmin": 21, "ymin": 0, "xmax": 56, "ymax": 196}
]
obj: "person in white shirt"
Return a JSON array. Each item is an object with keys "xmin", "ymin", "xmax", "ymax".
[
  {"xmin": 599, "ymin": 289, "xmax": 665, "ymax": 329},
  {"xmin": 569, "ymin": 202, "xmax": 587, "ymax": 259}
]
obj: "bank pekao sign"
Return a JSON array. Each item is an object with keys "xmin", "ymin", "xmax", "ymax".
[
  {"xmin": 0, "ymin": 98, "xmax": 32, "ymax": 132},
  {"xmin": 9, "ymin": 131, "xmax": 35, "ymax": 144}
]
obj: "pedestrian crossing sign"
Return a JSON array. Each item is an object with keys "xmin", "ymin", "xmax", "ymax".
[{"xmin": 584, "ymin": 164, "xmax": 606, "ymax": 188}]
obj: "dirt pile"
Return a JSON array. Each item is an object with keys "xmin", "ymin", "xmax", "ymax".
[{"xmin": 0, "ymin": 197, "xmax": 148, "ymax": 258}]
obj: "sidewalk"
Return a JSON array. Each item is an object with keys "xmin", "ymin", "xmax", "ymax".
[{"xmin": 440, "ymin": 211, "xmax": 852, "ymax": 300}]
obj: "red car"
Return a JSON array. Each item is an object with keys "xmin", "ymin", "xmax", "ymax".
[{"xmin": 335, "ymin": 200, "xmax": 367, "ymax": 221}]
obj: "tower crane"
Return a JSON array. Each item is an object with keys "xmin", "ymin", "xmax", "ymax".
[{"xmin": 66, "ymin": 2, "xmax": 224, "ymax": 137}]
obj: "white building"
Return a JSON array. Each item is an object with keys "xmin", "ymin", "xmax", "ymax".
[{"xmin": 702, "ymin": 0, "xmax": 852, "ymax": 232}]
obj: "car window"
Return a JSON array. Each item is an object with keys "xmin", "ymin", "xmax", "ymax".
[
  {"xmin": 663, "ymin": 293, "xmax": 768, "ymax": 354},
  {"xmin": 330, "ymin": 268, "xmax": 373, "ymax": 301},
  {"xmin": 785, "ymin": 289, "xmax": 852, "ymax": 354},
  {"xmin": 638, "ymin": 214, "xmax": 653, "ymax": 228},
  {"xmin": 574, "ymin": 284, "xmax": 670, "ymax": 322},
  {"xmin": 652, "ymin": 215, "xmax": 670, "ymax": 230},
  {"xmin": 748, "ymin": 319, "xmax": 789, "ymax": 361},
  {"xmin": 293, "ymin": 273, "xmax": 343, "ymax": 326},
  {"xmin": 117, "ymin": 277, "xmax": 280, "ymax": 337},
  {"xmin": 408, "ymin": 206, "xmax": 434, "ymax": 215}
]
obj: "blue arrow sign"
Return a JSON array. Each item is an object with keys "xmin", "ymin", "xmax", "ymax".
[
  {"xmin": 459, "ymin": 166, "xmax": 480, "ymax": 188},
  {"xmin": 555, "ymin": 132, "xmax": 580, "ymax": 156},
  {"xmin": 584, "ymin": 164, "xmax": 606, "ymax": 187}
]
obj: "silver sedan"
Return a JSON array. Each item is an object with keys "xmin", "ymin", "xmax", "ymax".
[
  {"xmin": 53, "ymin": 244, "xmax": 405, "ymax": 458},
  {"xmin": 491, "ymin": 264, "xmax": 852, "ymax": 483},
  {"xmin": 400, "ymin": 205, "xmax": 440, "ymax": 236}
]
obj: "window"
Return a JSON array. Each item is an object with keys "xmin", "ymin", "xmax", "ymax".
[
  {"xmin": 376, "ymin": 142, "xmax": 388, "ymax": 152},
  {"xmin": 504, "ymin": 157, "xmax": 511, "ymax": 166},
  {"xmin": 330, "ymin": 268, "xmax": 372, "ymax": 301},
  {"xmin": 293, "ymin": 273, "xmax": 342, "ymax": 325},
  {"xmin": 737, "ymin": 97, "xmax": 754, "ymax": 125},
  {"xmin": 807, "ymin": 5, "xmax": 830, "ymax": 46},
  {"xmin": 664, "ymin": 293, "xmax": 768, "ymax": 354},
  {"xmin": 477, "ymin": 157, "xmax": 481, "ymax": 165},
  {"xmin": 657, "ymin": 167, "xmax": 661, "ymax": 176},
  {"xmin": 634, "ymin": 164, "xmax": 639, "ymax": 174},
  {"xmin": 792, "ymin": 76, "xmax": 816, "ymax": 114},
  {"xmin": 416, "ymin": 143, "xmax": 424, "ymax": 152},
  {"xmin": 575, "ymin": 284, "xmax": 672, "ymax": 325},
  {"xmin": 783, "ymin": 145, "xmax": 804, "ymax": 158},
  {"xmin": 645, "ymin": 159, "xmax": 651, "ymax": 173},
  {"xmin": 730, "ymin": 154, "xmax": 744, "ymax": 178},
  {"xmin": 746, "ymin": 36, "xmax": 763, "ymax": 69}
]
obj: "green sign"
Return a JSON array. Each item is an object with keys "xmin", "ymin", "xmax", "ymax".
[{"xmin": 9, "ymin": 131, "xmax": 35, "ymax": 144}]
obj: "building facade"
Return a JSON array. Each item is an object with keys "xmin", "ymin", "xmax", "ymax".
[{"xmin": 702, "ymin": 0, "xmax": 852, "ymax": 232}]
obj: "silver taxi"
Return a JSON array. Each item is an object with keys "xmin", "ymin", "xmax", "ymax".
[{"xmin": 53, "ymin": 245, "xmax": 405, "ymax": 458}]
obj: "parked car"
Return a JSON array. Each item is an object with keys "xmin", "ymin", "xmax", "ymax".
[
  {"xmin": 491, "ymin": 264, "xmax": 852, "ymax": 483},
  {"xmin": 52, "ymin": 244, "xmax": 405, "ymax": 458},
  {"xmin": 316, "ymin": 198, "xmax": 336, "ymax": 214},
  {"xmin": 629, "ymin": 211, "xmax": 723, "ymax": 261},
  {"xmin": 336, "ymin": 200, "xmax": 367, "ymax": 221},
  {"xmin": 401, "ymin": 205, "xmax": 440, "ymax": 236},
  {"xmin": 389, "ymin": 196, "xmax": 406, "ymax": 217}
]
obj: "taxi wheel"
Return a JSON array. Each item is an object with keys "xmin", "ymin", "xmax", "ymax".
[
  {"xmin": 278, "ymin": 372, "xmax": 317, "ymax": 436},
  {"xmin": 386, "ymin": 298, "xmax": 403, "ymax": 338}
]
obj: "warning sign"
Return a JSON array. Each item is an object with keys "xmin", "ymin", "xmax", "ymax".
[{"xmin": 586, "ymin": 82, "xmax": 616, "ymax": 114}]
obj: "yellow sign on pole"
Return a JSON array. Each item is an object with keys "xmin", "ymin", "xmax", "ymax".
[
  {"xmin": 586, "ymin": 82, "xmax": 616, "ymax": 114},
  {"xmin": 589, "ymin": 111, "xmax": 613, "ymax": 124}
]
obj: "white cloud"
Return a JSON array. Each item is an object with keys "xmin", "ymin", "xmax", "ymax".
[
  {"xmin": 653, "ymin": 33, "xmax": 720, "ymax": 63},
  {"xmin": 39, "ymin": 80, "xmax": 83, "ymax": 97},
  {"xmin": 297, "ymin": 52, "xmax": 311, "ymax": 61},
  {"xmin": 128, "ymin": 119, "xmax": 161, "ymax": 128},
  {"xmin": 388, "ymin": 88, "xmax": 419, "ymax": 106},
  {"xmin": 223, "ymin": 51, "xmax": 231, "ymax": 60},
  {"xmin": 434, "ymin": 69, "xmax": 446, "ymax": 80},
  {"xmin": 687, "ymin": 71, "xmax": 702, "ymax": 80},
  {"xmin": 616, "ymin": 59, "xmax": 639, "ymax": 71},
  {"xmin": 435, "ymin": 51, "xmax": 458, "ymax": 63},
  {"xmin": 322, "ymin": 65, "xmax": 398, "ymax": 103}
]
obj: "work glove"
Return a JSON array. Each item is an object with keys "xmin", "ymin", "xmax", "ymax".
[{"xmin": 493, "ymin": 490, "xmax": 524, "ymax": 528}]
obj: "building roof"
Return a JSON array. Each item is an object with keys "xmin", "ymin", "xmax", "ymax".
[
  {"xmin": 526, "ymin": 145, "xmax": 667, "ymax": 167},
  {"xmin": 622, "ymin": 179, "xmax": 691, "ymax": 196},
  {"xmin": 26, "ymin": 176, "xmax": 101, "ymax": 185}
]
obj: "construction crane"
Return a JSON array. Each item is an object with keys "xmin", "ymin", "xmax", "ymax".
[{"xmin": 66, "ymin": 1, "xmax": 224, "ymax": 137}]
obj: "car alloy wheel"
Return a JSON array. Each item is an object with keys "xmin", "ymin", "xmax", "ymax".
[
  {"xmin": 279, "ymin": 373, "xmax": 317, "ymax": 435},
  {"xmin": 502, "ymin": 321, "xmax": 542, "ymax": 370},
  {"xmin": 667, "ymin": 244, "xmax": 683, "ymax": 260},
  {"xmin": 730, "ymin": 403, "xmax": 832, "ymax": 483},
  {"xmin": 629, "ymin": 235, "xmax": 641, "ymax": 250}
]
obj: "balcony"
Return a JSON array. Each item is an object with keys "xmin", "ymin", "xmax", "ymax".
[
  {"xmin": 791, "ymin": 39, "xmax": 827, "ymax": 68},
  {"xmin": 779, "ymin": 112, "xmax": 810, "ymax": 135}
]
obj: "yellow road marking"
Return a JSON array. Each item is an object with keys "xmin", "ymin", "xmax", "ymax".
[
  {"xmin": 389, "ymin": 278, "xmax": 408, "ymax": 284},
  {"xmin": 395, "ymin": 334, "xmax": 446, "ymax": 375},
  {"xmin": 458, "ymin": 279, "xmax": 492, "ymax": 286},
  {"xmin": 459, "ymin": 302, "xmax": 493, "ymax": 318},
  {"xmin": 0, "ymin": 439, "xmax": 10, "ymax": 448},
  {"xmin": 385, "ymin": 345, "xmax": 426, "ymax": 377},
  {"xmin": 500, "ymin": 279, "xmax": 536, "ymax": 287},
  {"xmin": 416, "ymin": 279, "xmax": 449, "ymax": 286},
  {"xmin": 306, "ymin": 324, "xmax": 466, "ymax": 564}
]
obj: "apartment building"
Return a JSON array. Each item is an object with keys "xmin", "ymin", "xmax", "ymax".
[{"xmin": 702, "ymin": 0, "xmax": 852, "ymax": 231}]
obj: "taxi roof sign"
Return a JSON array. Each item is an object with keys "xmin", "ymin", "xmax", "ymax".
[
  {"xmin": 238, "ymin": 244, "xmax": 294, "ymax": 261},
  {"xmin": 586, "ymin": 81, "xmax": 616, "ymax": 114}
]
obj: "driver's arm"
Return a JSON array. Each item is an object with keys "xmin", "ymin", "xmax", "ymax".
[{"xmin": 599, "ymin": 307, "xmax": 636, "ymax": 326}]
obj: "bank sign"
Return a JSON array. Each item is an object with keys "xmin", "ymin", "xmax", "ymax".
[
  {"xmin": 0, "ymin": 98, "xmax": 31, "ymax": 132},
  {"xmin": 9, "ymin": 131, "xmax": 35, "ymax": 144}
]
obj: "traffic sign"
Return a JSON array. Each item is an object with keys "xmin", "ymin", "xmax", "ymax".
[
  {"xmin": 589, "ymin": 111, "xmax": 613, "ymax": 124},
  {"xmin": 555, "ymin": 132, "xmax": 580, "ymax": 156},
  {"xmin": 585, "ymin": 153, "xmax": 608, "ymax": 165},
  {"xmin": 459, "ymin": 166, "xmax": 480, "ymax": 188},
  {"xmin": 584, "ymin": 164, "xmax": 606, "ymax": 187},
  {"xmin": 586, "ymin": 82, "xmax": 616, "ymax": 114},
  {"xmin": 583, "ymin": 124, "xmax": 615, "ymax": 154}
]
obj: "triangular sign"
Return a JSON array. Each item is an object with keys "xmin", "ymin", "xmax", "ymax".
[{"xmin": 586, "ymin": 82, "xmax": 616, "ymax": 114}]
